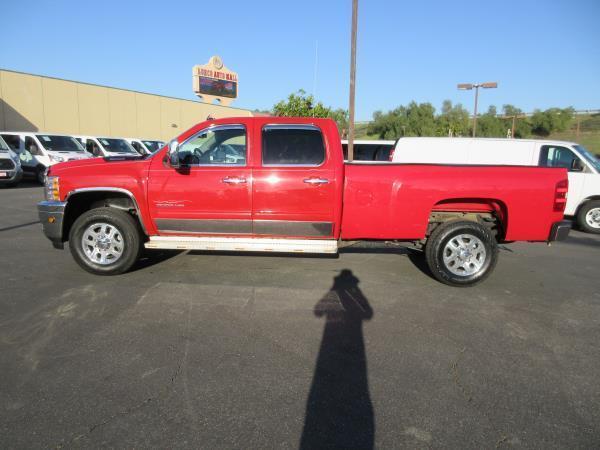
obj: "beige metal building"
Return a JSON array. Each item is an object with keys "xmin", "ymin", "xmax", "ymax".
[{"xmin": 0, "ymin": 69, "xmax": 254, "ymax": 141}]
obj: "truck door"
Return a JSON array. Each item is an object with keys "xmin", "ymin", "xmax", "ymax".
[
  {"xmin": 251, "ymin": 124, "xmax": 336, "ymax": 238},
  {"xmin": 147, "ymin": 124, "xmax": 252, "ymax": 235}
]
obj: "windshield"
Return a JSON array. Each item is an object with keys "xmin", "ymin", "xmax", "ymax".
[
  {"xmin": 574, "ymin": 145, "xmax": 600, "ymax": 172},
  {"xmin": 36, "ymin": 135, "xmax": 85, "ymax": 152},
  {"xmin": 142, "ymin": 140, "xmax": 164, "ymax": 153},
  {"xmin": 98, "ymin": 138, "xmax": 138, "ymax": 154},
  {"xmin": 0, "ymin": 135, "xmax": 8, "ymax": 152}
]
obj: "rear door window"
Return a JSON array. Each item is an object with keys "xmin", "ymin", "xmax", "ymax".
[{"xmin": 262, "ymin": 125, "xmax": 325, "ymax": 166}]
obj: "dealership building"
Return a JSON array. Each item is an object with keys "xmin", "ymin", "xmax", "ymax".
[{"xmin": 0, "ymin": 64, "xmax": 254, "ymax": 142}]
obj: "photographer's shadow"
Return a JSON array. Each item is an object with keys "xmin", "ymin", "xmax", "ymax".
[{"xmin": 300, "ymin": 269, "xmax": 374, "ymax": 449}]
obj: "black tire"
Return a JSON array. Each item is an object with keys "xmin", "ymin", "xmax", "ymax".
[
  {"xmin": 425, "ymin": 220, "xmax": 498, "ymax": 287},
  {"xmin": 69, "ymin": 207, "xmax": 142, "ymax": 275},
  {"xmin": 576, "ymin": 201, "xmax": 600, "ymax": 234},
  {"xmin": 36, "ymin": 166, "xmax": 46, "ymax": 185}
]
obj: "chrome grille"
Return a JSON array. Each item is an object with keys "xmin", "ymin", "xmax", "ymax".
[{"xmin": 0, "ymin": 159, "xmax": 15, "ymax": 170}]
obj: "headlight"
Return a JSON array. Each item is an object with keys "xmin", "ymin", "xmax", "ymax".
[
  {"xmin": 44, "ymin": 176, "xmax": 60, "ymax": 201},
  {"xmin": 49, "ymin": 154, "xmax": 65, "ymax": 163}
]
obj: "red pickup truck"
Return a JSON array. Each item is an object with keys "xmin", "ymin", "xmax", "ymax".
[{"xmin": 38, "ymin": 117, "xmax": 570, "ymax": 286}]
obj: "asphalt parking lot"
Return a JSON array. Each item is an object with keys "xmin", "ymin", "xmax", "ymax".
[{"xmin": 1, "ymin": 183, "xmax": 599, "ymax": 448}]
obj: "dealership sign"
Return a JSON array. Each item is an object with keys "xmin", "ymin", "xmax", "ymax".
[{"xmin": 193, "ymin": 56, "xmax": 238, "ymax": 106}]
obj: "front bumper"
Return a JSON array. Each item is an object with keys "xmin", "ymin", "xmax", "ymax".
[
  {"xmin": 37, "ymin": 200, "xmax": 67, "ymax": 249},
  {"xmin": 0, "ymin": 167, "xmax": 23, "ymax": 185},
  {"xmin": 549, "ymin": 220, "xmax": 571, "ymax": 242}
]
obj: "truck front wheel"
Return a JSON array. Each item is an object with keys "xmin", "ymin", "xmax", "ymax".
[
  {"xmin": 425, "ymin": 220, "xmax": 498, "ymax": 287},
  {"xmin": 69, "ymin": 207, "xmax": 142, "ymax": 275},
  {"xmin": 576, "ymin": 200, "xmax": 600, "ymax": 234}
]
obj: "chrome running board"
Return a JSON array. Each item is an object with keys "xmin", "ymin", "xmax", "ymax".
[{"xmin": 145, "ymin": 236, "xmax": 338, "ymax": 254}]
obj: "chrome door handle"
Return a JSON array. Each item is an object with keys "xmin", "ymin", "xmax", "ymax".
[
  {"xmin": 303, "ymin": 177, "xmax": 329, "ymax": 185},
  {"xmin": 222, "ymin": 176, "xmax": 247, "ymax": 184}
]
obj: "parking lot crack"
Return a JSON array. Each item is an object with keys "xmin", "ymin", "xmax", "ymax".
[{"xmin": 450, "ymin": 347, "xmax": 472, "ymax": 403}]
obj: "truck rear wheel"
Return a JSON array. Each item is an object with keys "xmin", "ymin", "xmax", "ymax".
[
  {"xmin": 425, "ymin": 220, "xmax": 498, "ymax": 287},
  {"xmin": 577, "ymin": 201, "xmax": 600, "ymax": 234},
  {"xmin": 69, "ymin": 207, "xmax": 142, "ymax": 275}
]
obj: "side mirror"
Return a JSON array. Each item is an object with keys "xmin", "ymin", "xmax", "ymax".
[
  {"xmin": 168, "ymin": 139, "xmax": 180, "ymax": 168},
  {"xmin": 571, "ymin": 158, "xmax": 584, "ymax": 172}
]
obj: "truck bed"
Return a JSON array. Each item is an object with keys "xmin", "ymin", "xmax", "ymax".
[{"xmin": 341, "ymin": 162, "xmax": 567, "ymax": 241}]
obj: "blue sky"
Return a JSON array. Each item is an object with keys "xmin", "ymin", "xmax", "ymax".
[{"xmin": 2, "ymin": 0, "xmax": 599, "ymax": 120}]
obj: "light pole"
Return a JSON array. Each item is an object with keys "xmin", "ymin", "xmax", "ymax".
[
  {"xmin": 457, "ymin": 82, "xmax": 498, "ymax": 137},
  {"xmin": 347, "ymin": 0, "xmax": 358, "ymax": 161}
]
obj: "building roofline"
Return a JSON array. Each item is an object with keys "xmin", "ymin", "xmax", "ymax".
[{"xmin": 0, "ymin": 67, "xmax": 253, "ymax": 113}]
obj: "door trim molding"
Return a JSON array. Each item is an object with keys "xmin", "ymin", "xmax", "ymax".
[
  {"xmin": 156, "ymin": 218, "xmax": 252, "ymax": 234},
  {"xmin": 155, "ymin": 219, "xmax": 333, "ymax": 237}
]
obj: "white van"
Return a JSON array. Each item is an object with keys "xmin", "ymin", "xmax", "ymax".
[
  {"xmin": 124, "ymin": 138, "xmax": 165, "ymax": 156},
  {"xmin": 74, "ymin": 136, "xmax": 140, "ymax": 158},
  {"xmin": 0, "ymin": 135, "xmax": 23, "ymax": 187},
  {"xmin": 0, "ymin": 132, "xmax": 91, "ymax": 184},
  {"xmin": 390, "ymin": 137, "xmax": 600, "ymax": 233}
]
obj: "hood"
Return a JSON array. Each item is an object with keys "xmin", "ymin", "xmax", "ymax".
[
  {"xmin": 48, "ymin": 151, "xmax": 92, "ymax": 162},
  {"xmin": 48, "ymin": 154, "xmax": 149, "ymax": 176}
]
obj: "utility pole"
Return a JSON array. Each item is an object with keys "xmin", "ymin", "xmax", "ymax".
[
  {"xmin": 472, "ymin": 85, "xmax": 480, "ymax": 137},
  {"xmin": 458, "ymin": 82, "xmax": 498, "ymax": 137},
  {"xmin": 347, "ymin": 0, "xmax": 358, "ymax": 161}
]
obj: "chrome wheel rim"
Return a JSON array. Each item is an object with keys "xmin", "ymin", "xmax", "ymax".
[
  {"xmin": 81, "ymin": 222, "xmax": 124, "ymax": 265},
  {"xmin": 443, "ymin": 233, "xmax": 487, "ymax": 277},
  {"xmin": 585, "ymin": 208, "xmax": 600, "ymax": 229}
]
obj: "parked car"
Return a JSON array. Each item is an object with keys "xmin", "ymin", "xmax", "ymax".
[
  {"xmin": 74, "ymin": 136, "xmax": 140, "ymax": 158},
  {"xmin": 125, "ymin": 138, "xmax": 165, "ymax": 156},
  {"xmin": 389, "ymin": 137, "xmax": 600, "ymax": 234},
  {"xmin": 37, "ymin": 117, "xmax": 570, "ymax": 286},
  {"xmin": 0, "ymin": 135, "xmax": 23, "ymax": 187},
  {"xmin": 341, "ymin": 139, "xmax": 395, "ymax": 161},
  {"xmin": 0, "ymin": 132, "xmax": 91, "ymax": 184}
]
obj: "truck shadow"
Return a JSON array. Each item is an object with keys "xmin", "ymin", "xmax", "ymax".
[
  {"xmin": 340, "ymin": 244, "xmax": 435, "ymax": 280},
  {"xmin": 186, "ymin": 244, "xmax": 436, "ymax": 279},
  {"xmin": 300, "ymin": 269, "xmax": 375, "ymax": 449},
  {"xmin": 132, "ymin": 249, "xmax": 183, "ymax": 271}
]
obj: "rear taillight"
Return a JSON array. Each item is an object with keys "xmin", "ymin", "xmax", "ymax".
[{"xmin": 553, "ymin": 179, "xmax": 568, "ymax": 212}]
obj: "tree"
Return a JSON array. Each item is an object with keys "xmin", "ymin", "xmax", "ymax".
[
  {"xmin": 530, "ymin": 107, "xmax": 574, "ymax": 136},
  {"xmin": 367, "ymin": 107, "xmax": 408, "ymax": 139},
  {"xmin": 272, "ymin": 90, "xmax": 348, "ymax": 132},
  {"xmin": 437, "ymin": 100, "xmax": 470, "ymax": 136},
  {"xmin": 475, "ymin": 105, "xmax": 507, "ymax": 137},
  {"xmin": 405, "ymin": 102, "xmax": 437, "ymax": 136}
]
